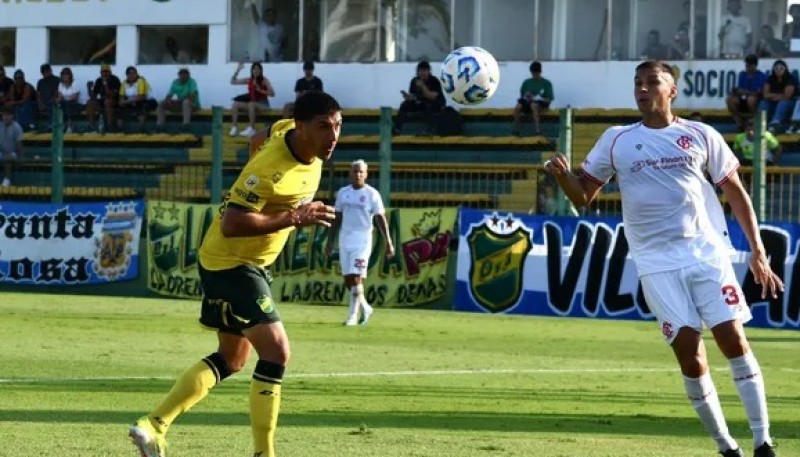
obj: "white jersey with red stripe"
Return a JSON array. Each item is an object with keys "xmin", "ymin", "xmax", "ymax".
[
  {"xmin": 334, "ymin": 184, "xmax": 385, "ymax": 249},
  {"xmin": 581, "ymin": 117, "xmax": 739, "ymax": 276}
]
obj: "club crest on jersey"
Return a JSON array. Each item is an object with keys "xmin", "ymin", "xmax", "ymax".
[
  {"xmin": 272, "ymin": 172, "xmax": 283, "ymax": 184},
  {"xmin": 466, "ymin": 212, "xmax": 532, "ymax": 313},
  {"xmin": 676, "ymin": 135, "xmax": 692, "ymax": 150},
  {"xmin": 256, "ymin": 295, "xmax": 274, "ymax": 313}
]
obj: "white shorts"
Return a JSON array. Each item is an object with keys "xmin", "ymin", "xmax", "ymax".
[
  {"xmin": 640, "ymin": 256, "xmax": 751, "ymax": 344},
  {"xmin": 339, "ymin": 244, "xmax": 371, "ymax": 278}
]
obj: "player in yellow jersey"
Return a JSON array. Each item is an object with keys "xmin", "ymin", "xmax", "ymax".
[{"xmin": 129, "ymin": 91, "xmax": 342, "ymax": 457}]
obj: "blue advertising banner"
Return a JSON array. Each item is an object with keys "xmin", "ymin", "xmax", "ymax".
[
  {"xmin": 455, "ymin": 208, "xmax": 800, "ymax": 329},
  {"xmin": 0, "ymin": 200, "xmax": 144, "ymax": 285}
]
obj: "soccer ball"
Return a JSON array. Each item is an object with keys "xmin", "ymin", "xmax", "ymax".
[{"xmin": 440, "ymin": 46, "xmax": 500, "ymax": 105}]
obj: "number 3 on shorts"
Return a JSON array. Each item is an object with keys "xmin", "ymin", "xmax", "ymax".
[{"xmin": 721, "ymin": 285, "xmax": 740, "ymax": 305}]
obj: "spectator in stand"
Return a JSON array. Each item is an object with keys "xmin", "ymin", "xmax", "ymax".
[
  {"xmin": 0, "ymin": 109, "xmax": 23, "ymax": 187},
  {"xmin": 161, "ymin": 36, "xmax": 191, "ymax": 64},
  {"xmin": 36, "ymin": 64, "xmax": 61, "ymax": 132},
  {"xmin": 755, "ymin": 24, "xmax": 788, "ymax": 58},
  {"xmin": 6, "ymin": 70, "xmax": 37, "ymax": 131},
  {"xmin": 640, "ymin": 29, "xmax": 672, "ymax": 60},
  {"xmin": 733, "ymin": 119, "xmax": 781, "ymax": 166},
  {"xmin": 250, "ymin": 4, "xmax": 286, "ymax": 62},
  {"xmin": 718, "ymin": 0, "xmax": 752, "ymax": 59},
  {"xmin": 758, "ymin": 59, "xmax": 796, "ymax": 133},
  {"xmin": 0, "ymin": 66, "xmax": 13, "ymax": 109},
  {"xmin": 229, "ymin": 61, "xmax": 275, "ymax": 137},
  {"xmin": 54, "ymin": 67, "xmax": 81, "ymax": 134},
  {"xmin": 725, "ymin": 54, "xmax": 766, "ymax": 131},
  {"xmin": 118, "ymin": 66, "xmax": 157, "ymax": 133},
  {"xmin": 393, "ymin": 60, "xmax": 445, "ymax": 135},
  {"xmin": 85, "ymin": 64, "xmax": 121, "ymax": 132},
  {"xmin": 282, "ymin": 61, "xmax": 324, "ymax": 118},
  {"xmin": 512, "ymin": 61, "xmax": 554, "ymax": 136},
  {"xmin": 782, "ymin": 4, "xmax": 800, "ymax": 52},
  {"xmin": 157, "ymin": 67, "xmax": 200, "ymax": 133}
]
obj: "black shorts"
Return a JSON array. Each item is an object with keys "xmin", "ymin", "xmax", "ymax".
[
  {"xmin": 518, "ymin": 98, "xmax": 551, "ymax": 114},
  {"xmin": 198, "ymin": 262, "xmax": 281, "ymax": 335},
  {"xmin": 737, "ymin": 95, "xmax": 751, "ymax": 112}
]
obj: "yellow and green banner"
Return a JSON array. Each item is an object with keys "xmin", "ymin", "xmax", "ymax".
[{"xmin": 147, "ymin": 201, "xmax": 456, "ymax": 307}]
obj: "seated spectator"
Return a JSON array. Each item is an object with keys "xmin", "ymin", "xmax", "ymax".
[
  {"xmin": 157, "ymin": 67, "xmax": 200, "ymax": 133},
  {"xmin": 725, "ymin": 54, "xmax": 766, "ymax": 131},
  {"xmin": 755, "ymin": 24, "xmax": 788, "ymax": 58},
  {"xmin": 0, "ymin": 66, "xmax": 13, "ymax": 109},
  {"xmin": 36, "ymin": 64, "xmax": 61, "ymax": 131},
  {"xmin": 5, "ymin": 70, "xmax": 37, "ymax": 131},
  {"xmin": 757, "ymin": 59, "xmax": 796, "ymax": 133},
  {"xmin": 0, "ymin": 109, "xmax": 24, "ymax": 187},
  {"xmin": 117, "ymin": 66, "xmax": 157, "ymax": 133},
  {"xmin": 161, "ymin": 36, "xmax": 191, "ymax": 64},
  {"xmin": 282, "ymin": 61, "xmax": 324, "ymax": 118},
  {"xmin": 512, "ymin": 61, "xmax": 554, "ymax": 136},
  {"xmin": 733, "ymin": 119, "xmax": 781, "ymax": 166},
  {"xmin": 640, "ymin": 30, "xmax": 672, "ymax": 60},
  {"xmin": 229, "ymin": 61, "xmax": 275, "ymax": 137},
  {"xmin": 393, "ymin": 60, "xmax": 445, "ymax": 135},
  {"xmin": 54, "ymin": 67, "xmax": 82, "ymax": 134},
  {"xmin": 85, "ymin": 64, "xmax": 121, "ymax": 132}
]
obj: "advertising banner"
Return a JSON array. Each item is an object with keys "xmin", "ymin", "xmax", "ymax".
[
  {"xmin": 0, "ymin": 200, "xmax": 143, "ymax": 285},
  {"xmin": 455, "ymin": 208, "xmax": 800, "ymax": 329},
  {"xmin": 147, "ymin": 201, "xmax": 457, "ymax": 307}
]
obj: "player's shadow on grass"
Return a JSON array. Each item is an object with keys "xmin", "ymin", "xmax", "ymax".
[{"xmin": 0, "ymin": 409, "xmax": 797, "ymax": 440}]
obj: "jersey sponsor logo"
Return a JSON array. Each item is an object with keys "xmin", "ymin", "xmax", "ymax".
[
  {"xmin": 272, "ymin": 172, "xmax": 282, "ymax": 184},
  {"xmin": 245, "ymin": 175, "xmax": 260, "ymax": 189},
  {"xmin": 466, "ymin": 212, "xmax": 532, "ymax": 312},
  {"xmin": 234, "ymin": 187, "xmax": 260, "ymax": 203}
]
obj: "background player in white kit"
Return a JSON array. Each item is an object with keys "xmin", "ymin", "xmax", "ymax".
[
  {"xmin": 545, "ymin": 60, "xmax": 783, "ymax": 457},
  {"xmin": 326, "ymin": 160, "xmax": 394, "ymax": 326}
]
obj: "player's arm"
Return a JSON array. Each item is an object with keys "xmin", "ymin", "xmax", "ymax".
[
  {"xmin": 221, "ymin": 201, "xmax": 335, "ymax": 238},
  {"xmin": 718, "ymin": 174, "xmax": 783, "ymax": 299},
  {"xmin": 374, "ymin": 213, "xmax": 394, "ymax": 259},
  {"xmin": 544, "ymin": 153, "xmax": 603, "ymax": 207}
]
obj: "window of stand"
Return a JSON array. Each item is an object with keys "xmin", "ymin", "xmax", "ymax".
[
  {"xmin": 229, "ymin": 0, "xmax": 299, "ymax": 62},
  {"xmin": 0, "ymin": 29, "xmax": 15, "ymax": 67},
  {"xmin": 138, "ymin": 26, "xmax": 209, "ymax": 65},
  {"xmin": 49, "ymin": 27, "xmax": 116, "ymax": 65}
]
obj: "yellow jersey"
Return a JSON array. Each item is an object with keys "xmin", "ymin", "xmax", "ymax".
[{"xmin": 199, "ymin": 120, "xmax": 322, "ymax": 270}]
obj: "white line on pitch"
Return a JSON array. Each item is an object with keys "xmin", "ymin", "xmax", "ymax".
[{"xmin": 0, "ymin": 366, "xmax": 795, "ymax": 385}]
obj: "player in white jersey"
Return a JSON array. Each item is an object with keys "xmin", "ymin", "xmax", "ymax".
[
  {"xmin": 326, "ymin": 160, "xmax": 394, "ymax": 326},
  {"xmin": 545, "ymin": 61, "xmax": 783, "ymax": 457}
]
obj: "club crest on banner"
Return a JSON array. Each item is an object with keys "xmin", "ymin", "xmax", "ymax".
[
  {"xmin": 466, "ymin": 212, "xmax": 532, "ymax": 312},
  {"xmin": 93, "ymin": 201, "xmax": 137, "ymax": 280}
]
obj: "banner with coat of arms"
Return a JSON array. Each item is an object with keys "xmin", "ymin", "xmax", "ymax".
[
  {"xmin": 0, "ymin": 200, "xmax": 144, "ymax": 285},
  {"xmin": 455, "ymin": 208, "xmax": 800, "ymax": 329},
  {"xmin": 147, "ymin": 200, "xmax": 457, "ymax": 307}
]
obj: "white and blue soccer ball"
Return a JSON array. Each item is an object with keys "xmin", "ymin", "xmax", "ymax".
[{"xmin": 440, "ymin": 46, "xmax": 500, "ymax": 105}]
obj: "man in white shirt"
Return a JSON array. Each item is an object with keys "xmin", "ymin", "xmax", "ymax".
[
  {"xmin": 719, "ymin": 0, "xmax": 752, "ymax": 58},
  {"xmin": 545, "ymin": 60, "xmax": 782, "ymax": 457},
  {"xmin": 0, "ymin": 109, "xmax": 23, "ymax": 187},
  {"xmin": 326, "ymin": 160, "xmax": 394, "ymax": 326},
  {"xmin": 250, "ymin": 4, "xmax": 286, "ymax": 62}
]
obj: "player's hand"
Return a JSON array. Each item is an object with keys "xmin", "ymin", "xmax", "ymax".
[
  {"xmin": 385, "ymin": 242, "xmax": 395, "ymax": 259},
  {"xmin": 293, "ymin": 201, "xmax": 336, "ymax": 227},
  {"xmin": 544, "ymin": 153, "xmax": 570, "ymax": 176},
  {"xmin": 749, "ymin": 251, "xmax": 784, "ymax": 300}
]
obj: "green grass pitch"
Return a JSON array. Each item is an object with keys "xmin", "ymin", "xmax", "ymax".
[{"xmin": 0, "ymin": 292, "xmax": 798, "ymax": 456}]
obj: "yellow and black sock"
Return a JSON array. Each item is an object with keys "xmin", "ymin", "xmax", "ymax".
[
  {"xmin": 149, "ymin": 352, "xmax": 232, "ymax": 433},
  {"xmin": 250, "ymin": 360, "xmax": 284, "ymax": 457}
]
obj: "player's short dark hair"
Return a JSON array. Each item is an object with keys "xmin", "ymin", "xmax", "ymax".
[
  {"xmin": 530, "ymin": 61, "xmax": 542, "ymax": 73},
  {"xmin": 635, "ymin": 60, "xmax": 675, "ymax": 79},
  {"xmin": 293, "ymin": 91, "xmax": 341, "ymax": 122}
]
